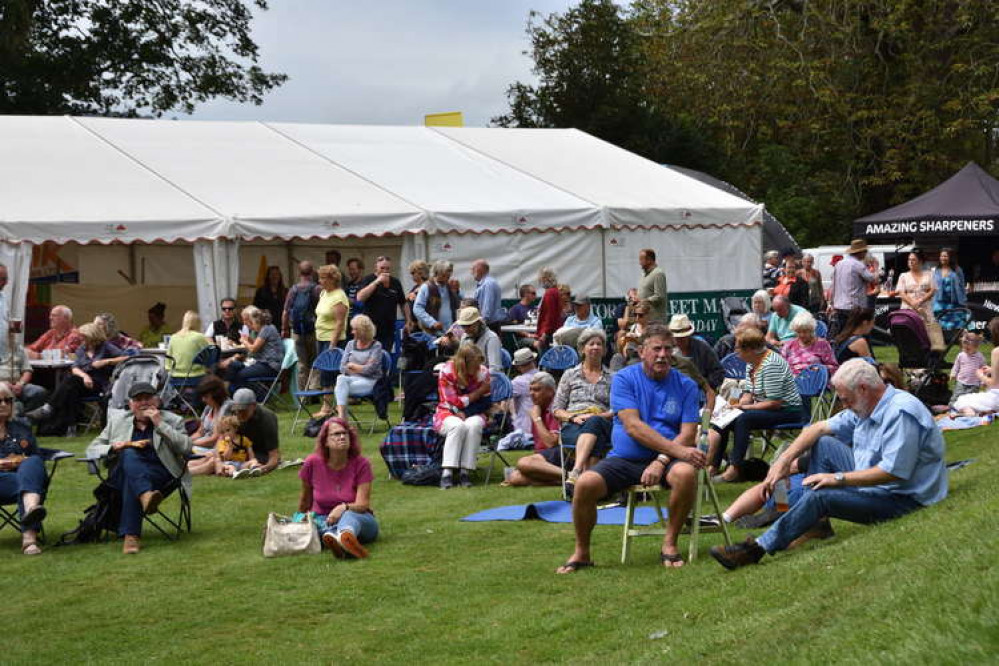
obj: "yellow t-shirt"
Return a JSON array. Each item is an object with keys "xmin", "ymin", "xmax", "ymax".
[
  {"xmin": 315, "ymin": 288, "xmax": 349, "ymax": 343},
  {"xmin": 216, "ymin": 434, "xmax": 254, "ymax": 463}
]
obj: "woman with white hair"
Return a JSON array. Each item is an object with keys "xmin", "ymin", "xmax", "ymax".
[
  {"xmin": 558, "ymin": 328, "xmax": 614, "ymax": 491},
  {"xmin": 333, "ymin": 315, "xmax": 384, "ymax": 422},
  {"xmin": 751, "ymin": 289, "xmax": 773, "ymax": 325},
  {"xmin": 93, "ymin": 312, "xmax": 142, "ymax": 350},
  {"xmin": 781, "ymin": 310, "xmax": 838, "ymax": 376}
]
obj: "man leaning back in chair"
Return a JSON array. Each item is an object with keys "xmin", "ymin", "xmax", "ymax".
[{"xmin": 556, "ymin": 325, "xmax": 705, "ymax": 574}]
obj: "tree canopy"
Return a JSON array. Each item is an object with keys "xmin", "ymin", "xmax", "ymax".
[
  {"xmin": 0, "ymin": 0, "xmax": 286, "ymax": 117},
  {"xmin": 497, "ymin": 0, "xmax": 999, "ymax": 246}
]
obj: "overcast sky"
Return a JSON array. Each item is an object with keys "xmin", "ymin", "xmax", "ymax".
[{"xmin": 190, "ymin": 0, "xmax": 579, "ymax": 127}]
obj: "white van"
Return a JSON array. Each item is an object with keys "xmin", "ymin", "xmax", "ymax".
[{"xmin": 801, "ymin": 244, "xmax": 913, "ymax": 291}]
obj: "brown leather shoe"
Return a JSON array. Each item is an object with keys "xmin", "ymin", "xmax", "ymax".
[
  {"xmin": 123, "ymin": 535, "xmax": 141, "ymax": 554},
  {"xmin": 139, "ymin": 490, "xmax": 163, "ymax": 515},
  {"xmin": 710, "ymin": 537, "xmax": 766, "ymax": 570},
  {"xmin": 788, "ymin": 518, "xmax": 835, "ymax": 550}
]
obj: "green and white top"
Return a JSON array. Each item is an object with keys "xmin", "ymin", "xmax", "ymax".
[{"xmin": 748, "ymin": 350, "xmax": 802, "ymax": 413}]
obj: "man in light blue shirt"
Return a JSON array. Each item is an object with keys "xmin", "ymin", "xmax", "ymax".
[
  {"xmin": 765, "ymin": 295, "xmax": 807, "ymax": 344},
  {"xmin": 413, "ymin": 260, "xmax": 459, "ymax": 334},
  {"xmin": 711, "ymin": 358, "xmax": 947, "ymax": 570},
  {"xmin": 471, "ymin": 259, "xmax": 503, "ymax": 331},
  {"xmin": 563, "ymin": 295, "xmax": 603, "ymax": 330}
]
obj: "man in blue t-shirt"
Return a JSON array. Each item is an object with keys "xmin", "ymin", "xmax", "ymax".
[{"xmin": 556, "ymin": 325, "xmax": 706, "ymax": 574}]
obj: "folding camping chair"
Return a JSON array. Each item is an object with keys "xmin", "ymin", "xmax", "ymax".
[
  {"xmin": 757, "ymin": 364, "xmax": 829, "ymax": 460},
  {"xmin": 621, "ymin": 409, "xmax": 732, "ymax": 564},
  {"xmin": 248, "ymin": 339, "xmax": 297, "ymax": 407},
  {"xmin": 290, "ymin": 347, "xmax": 342, "ymax": 434},
  {"xmin": 477, "ymin": 371, "xmax": 514, "ymax": 484},
  {"xmin": 0, "ymin": 447, "xmax": 74, "ymax": 541}
]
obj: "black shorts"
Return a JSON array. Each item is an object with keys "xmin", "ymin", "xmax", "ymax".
[
  {"xmin": 589, "ymin": 456, "xmax": 679, "ymax": 496},
  {"xmin": 539, "ymin": 446, "xmax": 571, "ymax": 470}
]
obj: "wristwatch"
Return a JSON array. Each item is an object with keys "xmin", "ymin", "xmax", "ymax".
[
  {"xmin": 834, "ymin": 472, "xmax": 846, "ymax": 486},
  {"xmin": 656, "ymin": 454, "xmax": 670, "ymax": 465}
]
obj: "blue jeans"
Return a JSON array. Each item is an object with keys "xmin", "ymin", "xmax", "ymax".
[
  {"xmin": 109, "ymin": 447, "xmax": 175, "ymax": 537},
  {"xmin": 227, "ymin": 360, "xmax": 278, "ymax": 397},
  {"xmin": 712, "ymin": 408, "xmax": 803, "ymax": 467},
  {"xmin": 0, "ymin": 456, "xmax": 47, "ymax": 531},
  {"xmin": 757, "ymin": 436, "xmax": 922, "ymax": 553},
  {"xmin": 320, "ymin": 510, "xmax": 379, "ymax": 544}
]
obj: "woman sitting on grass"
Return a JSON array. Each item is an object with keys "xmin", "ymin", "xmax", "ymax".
[
  {"xmin": 187, "ymin": 376, "xmax": 233, "ymax": 475},
  {"xmin": 299, "ymin": 418, "xmax": 377, "ymax": 559}
]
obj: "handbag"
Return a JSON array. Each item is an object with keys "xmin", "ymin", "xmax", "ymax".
[{"xmin": 262, "ymin": 511, "xmax": 321, "ymax": 558}]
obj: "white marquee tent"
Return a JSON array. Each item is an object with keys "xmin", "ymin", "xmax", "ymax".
[{"xmin": 0, "ymin": 116, "xmax": 763, "ymax": 339}]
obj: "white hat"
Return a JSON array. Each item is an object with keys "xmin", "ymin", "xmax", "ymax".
[
  {"xmin": 668, "ymin": 314, "xmax": 695, "ymax": 338},
  {"xmin": 512, "ymin": 348, "xmax": 536, "ymax": 366},
  {"xmin": 455, "ymin": 307, "xmax": 483, "ymax": 327}
]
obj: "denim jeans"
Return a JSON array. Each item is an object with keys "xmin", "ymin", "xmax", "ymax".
[
  {"xmin": 0, "ymin": 455, "xmax": 47, "ymax": 531},
  {"xmin": 713, "ymin": 408, "xmax": 803, "ymax": 467},
  {"xmin": 757, "ymin": 436, "xmax": 922, "ymax": 553},
  {"xmin": 227, "ymin": 360, "xmax": 278, "ymax": 396},
  {"xmin": 321, "ymin": 510, "xmax": 379, "ymax": 544},
  {"xmin": 109, "ymin": 447, "xmax": 175, "ymax": 537}
]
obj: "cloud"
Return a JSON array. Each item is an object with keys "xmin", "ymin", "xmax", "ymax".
[{"xmin": 190, "ymin": 0, "xmax": 578, "ymax": 127}]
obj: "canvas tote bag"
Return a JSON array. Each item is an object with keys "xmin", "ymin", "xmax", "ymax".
[{"xmin": 262, "ymin": 512, "xmax": 321, "ymax": 558}]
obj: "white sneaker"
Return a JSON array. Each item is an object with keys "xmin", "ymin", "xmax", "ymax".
[
  {"xmin": 249, "ymin": 467, "xmax": 263, "ymax": 477},
  {"xmin": 231, "ymin": 468, "xmax": 250, "ymax": 480}
]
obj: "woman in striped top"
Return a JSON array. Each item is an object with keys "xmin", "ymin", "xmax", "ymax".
[{"xmin": 708, "ymin": 328, "xmax": 803, "ymax": 483}]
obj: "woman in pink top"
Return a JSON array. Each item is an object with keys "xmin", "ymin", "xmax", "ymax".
[
  {"xmin": 780, "ymin": 311, "xmax": 838, "ymax": 376},
  {"xmin": 435, "ymin": 344, "xmax": 491, "ymax": 489},
  {"xmin": 298, "ymin": 418, "xmax": 377, "ymax": 559}
]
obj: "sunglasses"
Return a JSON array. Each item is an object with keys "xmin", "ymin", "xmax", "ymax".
[
  {"xmin": 0, "ymin": 397, "xmax": 13, "ymax": 405},
  {"xmin": 222, "ymin": 306, "xmax": 235, "ymax": 311}
]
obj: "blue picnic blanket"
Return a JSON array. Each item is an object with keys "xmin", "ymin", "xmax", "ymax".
[{"xmin": 461, "ymin": 500, "xmax": 663, "ymax": 526}]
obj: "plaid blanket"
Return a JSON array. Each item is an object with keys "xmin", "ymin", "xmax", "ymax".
[{"xmin": 380, "ymin": 415, "xmax": 442, "ymax": 479}]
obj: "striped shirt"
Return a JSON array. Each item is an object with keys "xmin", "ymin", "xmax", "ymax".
[{"xmin": 749, "ymin": 351, "xmax": 802, "ymax": 413}]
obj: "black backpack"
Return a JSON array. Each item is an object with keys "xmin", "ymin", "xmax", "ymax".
[
  {"xmin": 401, "ymin": 463, "xmax": 443, "ymax": 486},
  {"xmin": 56, "ymin": 479, "xmax": 121, "ymax": 546}
]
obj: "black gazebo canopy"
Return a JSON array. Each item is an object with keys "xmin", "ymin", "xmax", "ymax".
[{"xmin": 854, "ymin": 162, "xmax": 999, "ymax": 240}]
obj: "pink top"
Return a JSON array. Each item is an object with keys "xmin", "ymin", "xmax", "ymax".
[
  {"xmin": 532, "ymin": 408, "xmax": 561, "ymax": 452},
  {"xmin": 433, "ymin": 360, "xmax": 491, "ymax": 430},
  {"xmin": 299, "ymin": 454, "xmax": 373, "ymax": 515},
  {"xmin": 951, "ymin": 350, "xmax": 985, "ymax": 386},
  {"xmin": 781, "ymin": 337, "xmax": 839, "ymax": 377}
]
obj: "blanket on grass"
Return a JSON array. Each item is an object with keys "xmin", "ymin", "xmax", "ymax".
[{"xmin": 461, "ymin": 500, "xmax": 663, "ymax": 525}]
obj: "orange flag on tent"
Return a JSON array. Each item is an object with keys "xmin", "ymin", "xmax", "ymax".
[{"xmin": 256, "ymin": 255, "xmax": 268, "ymax": 288}]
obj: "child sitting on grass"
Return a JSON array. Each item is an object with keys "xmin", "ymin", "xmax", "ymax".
[
  {"xmin": 950, "ymin": 331, "xmax": 986, "ymax": 407},
  {"xmin": 215, "ymin": 414, "xmax": 261, "ymax": 479}
]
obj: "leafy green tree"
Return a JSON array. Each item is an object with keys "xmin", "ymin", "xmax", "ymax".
[
  {"xmin": 0, "ymin": 0, "xmax": 286, "ymax": 116},
  {"xmin": 493, "ymin": 0, "xmax": 717, "ymax": 170}
]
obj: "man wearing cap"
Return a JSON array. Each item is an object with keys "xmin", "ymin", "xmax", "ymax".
[
  {"xmin": 669, "ymin": 314, "xmax": 724, "ymax": 398},
  {"xmin": 765, "ymin": 295, "xmax": 808, "ymax": 346},
  {"xmin": 638, "ymin": 249, "xmax": 669, "ymax": 324},
  {"xmin": 138, "ymin": 302, "xmax": 169, "ymax": 349},
  {"xmin": 86, "ymin": 382, "xmax": 192, "ymax": 554},
  {"xmin": 508, "ymin": 347, "xmax": 539, "ymax": 436},
  {"xmin": 554, "ymin": 295, "xmax": 603, "ymax": 349},
  {"xmin": 228, "ymin": 387, "xmax": 281, "ymax": 474},
  {"xmin": 827, "ymin": 240, "xmax": 878, "ymax": 338},
  {"xmin": 471, "ymin": 259, "xmax": 504, "ymax": 334},
  {"xmin": 453, "ymin": 307, "xmax": 503, "ymax": 373}
]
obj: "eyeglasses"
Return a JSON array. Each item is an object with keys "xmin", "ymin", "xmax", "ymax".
[
  {"xmin": 0, "ymin": 397, "xmax": 13, "ymax": 405},
  {"xmin": 328, "ymin": 431, "xmax": 349, "ymax": 439},
  {"xmin": 221, "ymin": 306, "xmax": 235, "ymax": 311}
]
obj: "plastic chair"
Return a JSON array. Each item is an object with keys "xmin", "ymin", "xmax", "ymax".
[
  {"xmin": 720, "ymin": 353, "xmax": 746, "ymax": 380},
  {"xmin": 539, "ymin": 345, "xmax": 578, "ymax": 375},
  {"xmin": 290, "ymin": 347, "xmax": 342, "ymax": 434},
  {"xmin": 815, "ymin": 319, "xmax": 829, "ymax": 339},
  {"xmin": 478, "ymin": 371, "xmax": 514, "ymax": 484},
  {"xmin": 347, "ymin": 353, "xmax": 394, "ymax": 435},
  {"xmin": 0, "ymin": 446, "xmax": 74, "ymax": 540}
]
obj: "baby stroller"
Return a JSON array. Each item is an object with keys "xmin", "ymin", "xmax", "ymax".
[
  {"xmin": 107, "ymin": 353, "xmax": 177, "ymax": 412},
  {"xmin": 887, "ymin": 310, "xmax": 949, "ymax": 405},
  {"xmin": 721, "ymin": 296, "xmax": 750, "ymax": 334}
]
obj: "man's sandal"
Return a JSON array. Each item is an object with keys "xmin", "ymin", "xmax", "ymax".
[
  {"xmin": 22, "ymin": 540, "xmax": 41, "ymax": 556},
  {"xmin": 556, "ymin": 560, "xmax": 594, "ymax": 574},
  {"xmin": 660, "ymin": 552, "xmax": 685, "ymax": 568}
]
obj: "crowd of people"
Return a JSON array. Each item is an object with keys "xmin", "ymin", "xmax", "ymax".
[{"xmin": 0, "ymin": 237, "xmax": 994, "ymax": 569}]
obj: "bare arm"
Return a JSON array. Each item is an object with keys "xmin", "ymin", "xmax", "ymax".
[
  {"xmin": 347, "ymin": 482, "xmax": 371, "ymax": 513},
  {"xmin": 328, "ymin": 304, "xmax": 347, "ymax": 349},
  {"xmin": 261, "ymin": 448, "xmax": 281, "ymax": 474},
  {"xmin": 763, "ymin": 420, "xmax": 832, "ymax": 493},
  {"xmin": 618, "ymin": 409, "xmax": 699, "ymax": 460},
  {"xmin": 298, "ymin": 479, "xmax": 313, "ymax": 513}
]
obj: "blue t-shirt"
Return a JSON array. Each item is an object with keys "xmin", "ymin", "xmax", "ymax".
[{"xmin": 608, "ymin": 363, "xmax": 701, "ymax": 462}]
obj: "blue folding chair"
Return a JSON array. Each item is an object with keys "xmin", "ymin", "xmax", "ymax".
[
  {"xmin": 539, "ymin": 345, "xmax": 578, "ymax": 375},
  {"xmin": 760, "ymin": 364, "xmax": 829, "ymax": 459},
  {"xmin": 478, "ymin": 371, "xmax": 514, "ymax": 484},
  {"xmin": 814, "ymin": 319, "xmax": 829, "ymax": 339},
  {"xmin": 720, "ymin": 352, "xmax": 747, "ymax": 380},
  {"xmin": 348, "ymin": 352, "xmax": 395, "ymax": 435},
  {"xmin": 290, "ymin": 347, "xmax": 342, "ymax": 434},
  {"xmin": 169, "ymin": 345, "xmax": 220, "ymax": 415},
  {"xmin": 500, "ymin": 348, "xmax": 513, "ymax": 376}
]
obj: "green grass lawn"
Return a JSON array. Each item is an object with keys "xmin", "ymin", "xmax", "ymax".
[{"xmin": 4, "ymin": 364, "xmax": 998, "ymax": 663}]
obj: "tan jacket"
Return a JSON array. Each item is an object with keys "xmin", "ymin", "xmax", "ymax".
[{"xmin": 87, "ymin": 408, "xmax": 193, "ymax": 494}]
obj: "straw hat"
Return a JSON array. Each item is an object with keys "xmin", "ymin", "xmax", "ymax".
[
  {"xmin": 847, "ymin": 239, "xmax": 869, "ymax": 255},
  {"xmin": 455, "ymin": 307, "xmax": 483, "ymax": 327},
  {"xmin": 668, "ymin": 314, "xmax": 695, "ymax": 338}
]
